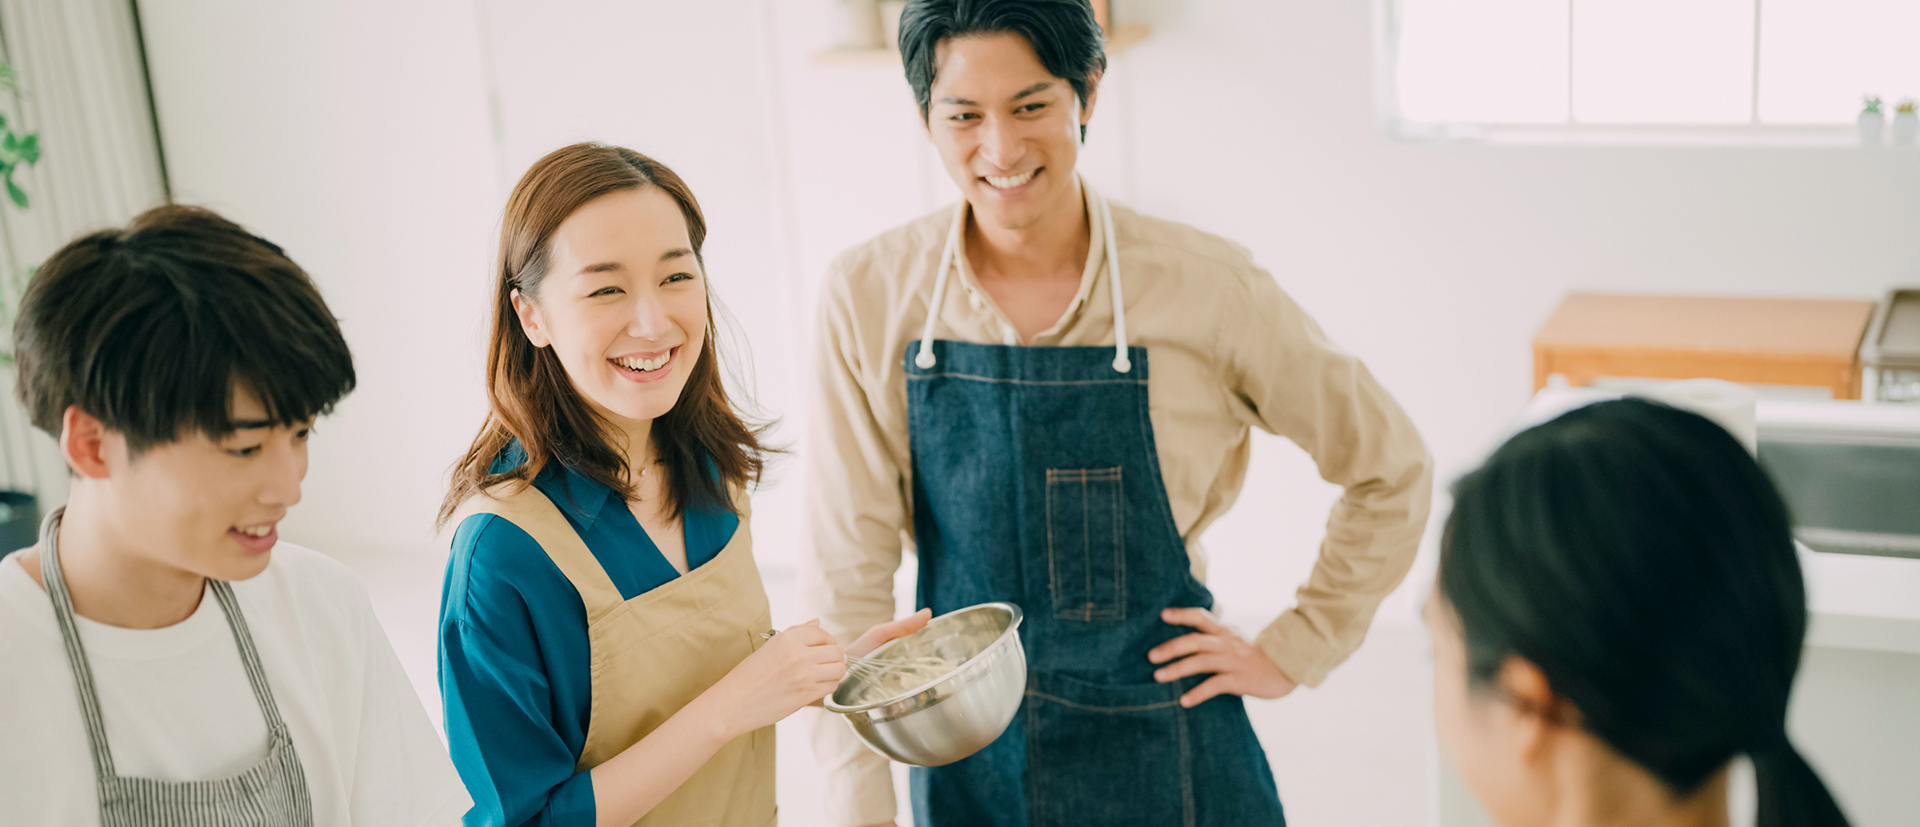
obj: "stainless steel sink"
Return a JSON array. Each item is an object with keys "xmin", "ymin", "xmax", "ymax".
[{"xmin": 1758, "ymin": 402, "xmax": 1920, "ymax": 559}]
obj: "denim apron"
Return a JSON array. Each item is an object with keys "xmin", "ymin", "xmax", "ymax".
[{"xmin": 903, "ymin": 184, "xmax": 1286, "ymax": 826}]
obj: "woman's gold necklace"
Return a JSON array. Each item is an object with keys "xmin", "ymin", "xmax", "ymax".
[{"xmin": 635, "ymin": 458, "xmax": 662, "ymax": 501}]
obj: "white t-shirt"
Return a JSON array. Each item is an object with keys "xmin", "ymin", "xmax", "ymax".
[{"xmin": 0, "ymin": 543, "xmax": 472, "ymax": 826}]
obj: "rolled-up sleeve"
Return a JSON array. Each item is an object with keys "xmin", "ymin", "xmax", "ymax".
[
  {"xmin": 440, "ymin": 517, "xmax": 596, "ymax": 827},
  {"xmin": 1220, "ymin": 268, "xmax": 1434, "ymax": 688},
  {"xmin": 800, "ymin": 259, "xmax": 907, "ymax": 826}
]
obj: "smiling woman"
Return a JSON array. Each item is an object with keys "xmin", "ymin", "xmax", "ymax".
[
  {"xmin": 435, "ymin": 143, "xmax": 927, "ymax": 827},
  {"xmin": 440, "ymin": 144, "xmax": 764, "ymax": 523}
]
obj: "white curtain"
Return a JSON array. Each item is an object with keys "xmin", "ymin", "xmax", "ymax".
[{"xmin": 0, "ymin": 0, "xmax": 167, "ymax": 504}]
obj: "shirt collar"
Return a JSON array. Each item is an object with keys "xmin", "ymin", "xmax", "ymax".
[
  {"xmin": 951, "ymin": 175, "xmax": 1110, "ymax": 344},
  {"xmin": 489, "ymin": 441, "xmax": 618, "ymax": 530}
]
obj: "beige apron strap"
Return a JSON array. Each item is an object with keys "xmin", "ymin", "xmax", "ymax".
[
  {"xmin": 452, "ymin": 481, "xmax": 625, "ymax": 624},
  {"xmin": 569, "ymin": 478, "xmax": 776, "ymax": 827}
]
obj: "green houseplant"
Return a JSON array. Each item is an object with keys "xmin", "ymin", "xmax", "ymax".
[
  {"xmin": 0, "ymin": 63, "xmax": 38, "ymax": 210},
  {"xmin": 0, "ymin": 60, "xmax": 41, "ymax": 362},
  {"xmin": 0, "ymin": 60, "xmax": 43, "ymax": 549}
]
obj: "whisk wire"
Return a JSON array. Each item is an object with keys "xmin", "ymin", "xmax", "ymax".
[{"xmin": 759, "ymin": 628, "xmax": 954, "ymax": 695}]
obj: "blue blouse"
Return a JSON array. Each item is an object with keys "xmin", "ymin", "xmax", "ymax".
[{"xmin": 438, "ymin": 447, "xmax": 740, "ymax": 827}]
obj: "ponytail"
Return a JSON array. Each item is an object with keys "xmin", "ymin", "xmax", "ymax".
[
  {"xmin": 1751, "ymin": 735, "xmax": 1850, "ymax": 827},
  {"xmin": 1440, "ymin": 399, "xmax": 1852, "ymax": 826}
]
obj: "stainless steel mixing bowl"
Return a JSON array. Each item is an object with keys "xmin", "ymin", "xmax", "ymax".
[{"xmin": 824, "ymin": 602, "xmax": 1025, "ymax": 767}]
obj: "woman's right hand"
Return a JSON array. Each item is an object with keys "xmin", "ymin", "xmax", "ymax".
[{"xmin": 707, "ymin": 619, "xmax": 846, "ymax": 739}]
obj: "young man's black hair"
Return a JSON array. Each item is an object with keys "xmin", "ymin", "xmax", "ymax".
[
  {"xmin": 898, "ymin": 0, "xmax": 1109, "ymax": 141},
  {"xmin": 13, "ymin": 204, "xmax": 355, "ymax": 454}
]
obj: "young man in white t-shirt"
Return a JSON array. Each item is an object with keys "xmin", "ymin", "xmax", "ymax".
[{"xmin": 0, "ymin": 205, "xmax": 472, "ymax": 825}]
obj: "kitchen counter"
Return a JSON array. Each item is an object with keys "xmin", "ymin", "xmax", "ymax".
[{"xmin": 1801, "ymin": 544, "xmax": 1920, "ymax": 655}]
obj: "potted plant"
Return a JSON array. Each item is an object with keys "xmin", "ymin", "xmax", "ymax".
[
  {"xmin": 1859, "ymin": 95, "xmax": 1886, "ymax": 145},
  {"xmin": 0, "ymin": 60, "xmax": 43, "ymax": 552},
  {"xmin": 1894, "ymin": 99, "xmax": 1918, "ymax": 146}
]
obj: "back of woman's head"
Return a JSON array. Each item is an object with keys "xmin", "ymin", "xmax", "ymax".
[{"xmin": 1440, "ymin": 398, "xmax": 1849, "ymax": 827}]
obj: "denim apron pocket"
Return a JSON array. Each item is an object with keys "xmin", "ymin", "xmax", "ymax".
[
  {"xmin": 1044, "ymin": 467, "xmax": 1126, "ymax": 623},
  {"xmin": 1024, "ymin": 669, "xmax": 1193, "ymax": 827}
]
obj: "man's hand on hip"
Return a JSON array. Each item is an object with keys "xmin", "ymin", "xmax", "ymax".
[{"xmin": 1150, "ymin": 607, "xmax": 1298, "ymax": 708}]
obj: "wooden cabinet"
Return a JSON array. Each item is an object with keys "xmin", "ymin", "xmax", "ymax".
[{"xmin": 1532, "ymin": 293, "xmax": 1877, "ymax": 399}]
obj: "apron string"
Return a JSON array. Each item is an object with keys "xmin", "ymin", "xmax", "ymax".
[
  {"xmin": 1100, "ymin": 188, "xmax": 1131, "ymax": 374},
  {"xmin": 37, "ymin": 508, "xmax": 120, "ymax": 782},
  {"xmin": 916, "ymin": 179, "xmax": 1131, "ymax": 374},
  {"xmin": 913, "ymin": 202, "xmax": 965, "ymax": 370}
]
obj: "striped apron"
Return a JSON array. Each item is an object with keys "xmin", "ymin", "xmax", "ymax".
[{"xmin": 38, "ymin": 509, "xmax": 316, "ymax": 826}]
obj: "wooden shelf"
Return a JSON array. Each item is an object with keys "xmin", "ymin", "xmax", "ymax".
[
  {"xmin": 1532, "ymin": 293, "xmax": 1878, "ymax": 400},
  {"xmin": 812, "ymin": 46, "xmax": 903, "ymax": 67},
  {"xmin": 813, "ymin": 23, "xmax": 1152, "ymax": 67}
]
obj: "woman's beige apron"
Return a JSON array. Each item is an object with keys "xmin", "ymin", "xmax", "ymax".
[{"xmin": 455, "ymin": 481, "xmax": 776, "ymax": 827}]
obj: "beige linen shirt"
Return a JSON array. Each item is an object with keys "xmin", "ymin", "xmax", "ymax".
[{"xmin": 802, "ymin": 182, "xmax": 1433, "ymax": 825}]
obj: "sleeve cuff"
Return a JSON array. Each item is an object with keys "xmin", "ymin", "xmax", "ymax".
[{"xmin": 1255, "ymin": 608, "xmax": 1339, "ymax": 689}]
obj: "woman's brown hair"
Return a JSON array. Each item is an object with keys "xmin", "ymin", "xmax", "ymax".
[{"xmin": 439, "ymin": 143, "xmax": 769, "ymax": 527}]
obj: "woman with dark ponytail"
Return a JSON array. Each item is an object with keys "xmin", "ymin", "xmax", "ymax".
[{"xmin": 1428, "ymin": 398, "xmax": 1852, "ymax": 827}]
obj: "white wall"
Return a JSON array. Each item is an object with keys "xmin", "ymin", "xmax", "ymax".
[
  {"xmin": 134, "ymin": 0, "xmax": 501, "ymax": 705},
  {"xmin": 132, "ymin": 0, "xmax": 1919, "ymax": 823},
  {"xmin": 136, "ymin": 0, "xmax": 1920, "ymax": 603},
  {"xmin": 1104, "ymin": 0, "xmax": 1920, "ymax": 630}
]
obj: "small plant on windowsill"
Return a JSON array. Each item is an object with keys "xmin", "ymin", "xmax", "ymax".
[
  {"xmin": 1859, "ymin": 95, "xmax": 1886, "ymax": 145},
  {"xmin": 1894, "ymin": 99, "xmax": 1918, "ymax": 146}
]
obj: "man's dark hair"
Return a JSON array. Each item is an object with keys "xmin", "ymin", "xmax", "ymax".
[
  {"xmin": 14, "ymin": 204, "xmax": 355, "ymax": 454},
  {"xmin": 899, "ymin": 0, "xmax": 1108, "ymax": 141}
]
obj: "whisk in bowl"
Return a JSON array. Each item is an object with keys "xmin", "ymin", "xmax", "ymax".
[
  {"xmin": 844, "ymin": 653, "xmax": 950, "ymax": 682},
  {"xmin": 759, "ymin": 629, "xmax": 955, "ymax": 696}
]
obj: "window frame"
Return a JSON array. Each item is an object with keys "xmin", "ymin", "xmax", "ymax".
[{"xmin": 1373, "ymin": 0, "xmax": 1880, "ymax": 148}]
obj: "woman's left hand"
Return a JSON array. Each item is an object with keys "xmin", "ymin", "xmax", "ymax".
[
  {"xmin": 1149, "ymin": 607, "xmax": 1298, "ymax": 708},
  {"xmin": 847, "ymin": 608, "xmax": 932, "ymax": 658},
  {"xmin": 802, "ymin": 610, "xmax": 933, "ymax": 709}
]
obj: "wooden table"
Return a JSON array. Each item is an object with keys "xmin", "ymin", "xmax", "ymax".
[{"xmin": 1533, "ymin": 293, "xmax": 1877, "ymax": 399}]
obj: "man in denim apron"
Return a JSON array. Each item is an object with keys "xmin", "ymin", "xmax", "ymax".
[{"xmin": 803, "ymin": 2, "xmax": 1435, "ymax": 825}]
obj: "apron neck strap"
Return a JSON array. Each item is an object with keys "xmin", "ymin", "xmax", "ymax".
[
  {"xmin": 37, "ymin": 508, "xmax": 119, "ymax": 782},
  {"xmin": 1098, "ymin": 187, "xmax": 1131, "ymax": 373},
  {"xmin": 914, "ymin": 201, "xmax": 965, "ymax": 370},
  {"xmin": 916, "ymin": 177, "xmax": 1131, "ymax": 373},
  {"xmin": 208, "ymin": 579, "xmax": 291, "ymax": 732},
  {"xmin": 37, "ymin": 508, "xmax": 288, "ymax": 785}
]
